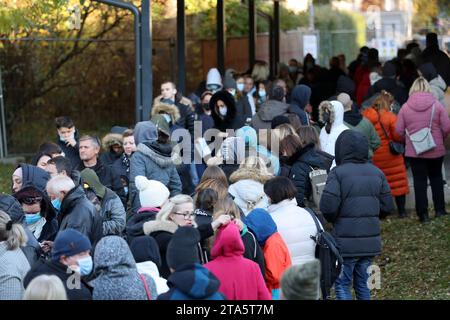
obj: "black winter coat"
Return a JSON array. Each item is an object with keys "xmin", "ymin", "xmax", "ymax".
[
  {"xmin": 58, "ymin": 186, "xmax": 98, "ymax": 244},
  {"xmin": 24, "ymin": 259, "xmax": 92, "ymax": 300},
  {"xmin": 320, "ymin": 130, "xmax": 394, "ymax": 258},
  {"xmin": 365, "ymin": 77, "xmax": 408, "ymax": 105},
  {"xmin": 281, "ymin": 143, "xmax": 327, "ymax": 207},
  {"xmin": 241, "ymin": 228, "xmax": 266, "ymax": 279}
]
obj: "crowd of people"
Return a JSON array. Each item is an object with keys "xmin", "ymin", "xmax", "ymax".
[{"xmin": 1, "ymin": 32, "xmax": 449, "ymax": 301}]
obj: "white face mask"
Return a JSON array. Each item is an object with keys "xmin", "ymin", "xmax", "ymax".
[
  {"xmin": 229, "ymin": 89, "xmax": 236, "ymax": 97},
  {"xmin": 162, "ymin": 114, "xmax": 172, "ymax": 124},
  {"xmin": 219, "ymin": 107, "xmax": 228, "ymax": 116},
  {"xmin": 237, "ymin": 83, "xmax": 245, "ymax": 92}
]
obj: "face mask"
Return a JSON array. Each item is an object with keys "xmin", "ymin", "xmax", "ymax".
[
  {"xmin": 259, "ymin": 90, "xmax": 266, "ymax": 98},
  {"xmin": 219, "ymin": 107, "xmax": 227, "ymax": 117},
  {"xmin": 229, "ymin": 89, "xmax": 236, "ymax": 97},
  {"xmin": 162, "ymin": 114, "xmax": 172, "ymax": 124},
  {"xmin": 124, "ymin": 186, "xmax": 129, "ymax": 195},
  {"xmin": 25, "ymin": 213, "xmax": 42, "ymax": 225},
  {"xmin": 59, "ymin": 132, "xmax": 74, "ymax": 142},
  {"xmin": 76, "ymin": 256, "xmax": 93, "ymax": 276},
  {"xmin": 202, "ymin": 103, "xmax": 211, "ymax": 111},
  {"xmin": 161, "ymin": 98, "xmax": 175, "ymax": 105},
  {"xmin": 51, "ymin": 198, "xmax": 62, "ymax": 212},
  {"xmin": 289, "ymin": 66, "xmax": 298, "ymax": 73},
  {"xmin": 237, "ymin": 83, "xmax": 245, "ymax": 92}
]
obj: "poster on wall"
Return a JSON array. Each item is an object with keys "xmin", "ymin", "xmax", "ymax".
[
  {"xmin": 303, "ymin": 34, "xmax": 318, "ymax": 59},
  {"xmin": 371, "ymin": 38, "xmax": 397, "ymax": 60}
]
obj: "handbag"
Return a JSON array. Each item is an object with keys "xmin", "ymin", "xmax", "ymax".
[
  {"xmin": 377, "ymin": 112, "xmax": 405, "ymax": 155},
  {"xmin": 309, "ymin": 166, "xmax": 328, "ymax": 209},
  {"xmin": 406, "ymin": 104, "xmax": 436, "ymax": 155}
]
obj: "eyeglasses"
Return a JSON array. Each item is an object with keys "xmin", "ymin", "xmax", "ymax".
[
  {"xmin": 173, "ymin": 211, "xmax": 196, "ymax": 219},
  {"xmin": 22, "ymin": 196, "xmax": 43, "ymax": 205}
]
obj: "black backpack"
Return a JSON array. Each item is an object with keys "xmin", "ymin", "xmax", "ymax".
[{"xmin": 305, "ymin": 207, "xmax": 343, "ymax": 300}]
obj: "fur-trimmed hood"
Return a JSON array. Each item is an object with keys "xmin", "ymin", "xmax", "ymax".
[
  {"xmin": 143, "ymin": 220, "xmax": 178, "ymax": 236},
  {"xmin": 229, "ymin": 167, "xmax": 273, "ymax": 184},
  {"xmin": 102, "ymin": 133, "xmax": 123, "ymax": 150},
  {"xmin": 152, "ymin": 103, "xmax": 181, "ymax": 124},
  {"xmin": 137, "ymin": 142, "xmax": 174, "ymax": 168},
  {"xmin": 319, "ymin": 100, "xmax": 345, "ymax": 127}
]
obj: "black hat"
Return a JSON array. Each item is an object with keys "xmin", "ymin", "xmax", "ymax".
[
  {"xmin": 130, "ymin": 235, "xmax": 162, "ymax": 267},
  {"xmin": 418, "ymin": 62, "xmax": 438, "ymax": 82},
  {"xmin": 382, "ymin": 62, "xmax": 396, "ymax": 78},
  {"xmin": 166, "ymin": 226, "xmax": 200, "ymax": 271},
  {"xmin": 271, "ymin": 115, "xmax": 290, "ymax": 129}
]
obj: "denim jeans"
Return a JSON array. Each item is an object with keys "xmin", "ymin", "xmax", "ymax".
[{"xmin": 335, "ymin": 257, "xmax": 372, "ymax": 300}]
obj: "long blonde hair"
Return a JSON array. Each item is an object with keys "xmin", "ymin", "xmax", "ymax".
[
  {"xmin": 0, "ymin": 210, "xmax": 27, "ymax": 250},
  {"xmin": 238, "ymin": 156, "xmax": 272, "ymax": 176},
  {"xmin": 156, "ymin": 194, "xmax": 194, "ymax": 222},
  {"xmin": 251, "ymin": 61, "xmax": 270, "ymax": 82},
  {"xmin": 23, "ymin": 275, "xmax": 67, "ymax": 300},
  {"xmin": 409, "ymin": 76, "xmax": 431, "ymax": 95}
]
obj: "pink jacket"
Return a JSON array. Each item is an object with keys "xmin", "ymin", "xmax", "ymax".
[
  {"xmin": 204, "ymin": 223, "xmax": 271, "ymax": 300},
  {"xmin": 396, "ymin": 92, "xmax": 450, "ymax": 158}
]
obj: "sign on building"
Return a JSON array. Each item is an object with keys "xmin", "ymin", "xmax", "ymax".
[
  {"xmin": 371, "ymin": 38, "xmax": 397, "ymax": 60},
  {"xmin": 303, "ymin": 34, "xmax": 318, "ymax": 59}
]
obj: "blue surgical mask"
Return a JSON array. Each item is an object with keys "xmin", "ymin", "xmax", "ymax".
[
  {"xmin": 77, "ymin": 256, "xmax": 93, "ymax": 276},
  {"xmin": 237, "ymin": 83, "xmax": 245, "ymax": 92},
  {"xmin": 124, "ymin": 186, "xmax": 129, "ymax": 195},
  {"xmin": 259, "ymin": 90, "xmax": 266, "ymax": 98},
  {"xmin": 161, "ymin": 98, "xmax": 175, "ymax": 105},
  {"xmin": 219, "ymin": 107, "xmax": 228, "ymax": 117},
  {"xmin": 51, "ymin": 198, "xmax": 62, "ymax": 212},
  {"xmin": 25, "ymin": 212, "xmax": 42, "ymax": 225}
]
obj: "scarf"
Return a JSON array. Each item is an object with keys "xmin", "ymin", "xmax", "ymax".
[{"xmin": 27, "ymin": 217, "xmax": 47, "ymax": 240}]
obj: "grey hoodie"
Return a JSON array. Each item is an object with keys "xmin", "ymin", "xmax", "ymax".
[{"xmin": 91, "ymin": 236, "xmax": 158, "ymax": 300}]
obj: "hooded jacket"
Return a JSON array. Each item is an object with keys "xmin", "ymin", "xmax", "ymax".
[
  {"xmin": 90, "ymin": 236, "xmax": 158, "ymax": 300},
  {"xmin": 154, "ymin": 96, "xmax": 195, "ymax": 135},
  {"xmin": 280, "ymin": 143, "xmax": 327, "ymax": 207},
  {"xmin": 204, "ymin": 223, "xmax": 271, "ymax": 300},
  {"xmin": 210, "ymin": 90, "xmax": 243, "ymax": 132},
  {"xmin": 157, "ymin": 263, "xmax": 225, "ymax": 300},
  {"xmin": 396, "ymin": 92, "xmax": 450, "ymax": 159},
  {"xmin": 320, "ymin": 130, "xmax": 394, "ymax": 257},
  {"xmin": 24, "ymin": 258, "xmax": 92, "ymax": 300},
  {"xmin": 289, "ymin": 85, "xmax": 311, "ymax": 125},
  {"xmin": 267, "ymin": 198, "xmax": 317, "ymax": 266},
  {"xmin": 363, "ymin": 107, "xmax": 409, "ymax": 197},
  {"xmin": 125, "ymin": 207, "xmax": 159, "ymax": 245},
  {"xmin": 429, "ymin": 75, "xmax": 447, "ymax": 107},
  {"xmin": 0, "ymin": 195, "xmax": 41, "ymax": 266},
  {"xmin": 129, "ymin": 141, "xmax": 182, "ymax": 214},
  {"xmin": 251, "ymin": 99, "xmax": 290, "ymax": 131},
  {"xmin": 13, "ymin": 186, "xmax": 59, "ymax": 242},
  {"xmin": 245, "ymin": 209, "xmax": 292, "ymax": 295},
  {"xmin": 344, "ymin": 111, "xmax": 381, "ymax": 159},
  {"xmin": 319, "ymin": 101, "xmax": 349, "ymax": 159},
  {"xmin": 151, "ymin": 103, "xmax": 181, "ymax": 125},
  {"xmin": 421, "ymin": 43, "xmax": 450, "ymax": 86},
  {"xmin": 99, "ymin": 133, "xmax": 123, "ymax": 167},
  {"xmin": 16, "ymin": 164, "xmax": 50, "ymax": 194},
  {"xmin": 228, "ymin": 167, "xmax": 272, "ymax": 216}
]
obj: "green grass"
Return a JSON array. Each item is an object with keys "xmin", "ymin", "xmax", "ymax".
[{"xmin": 0, "ymin": 163, "xmax": 448, "ymax": 299}]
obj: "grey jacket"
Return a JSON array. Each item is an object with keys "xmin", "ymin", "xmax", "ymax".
[
  {"xmin": 0, "ymin": 242, "xmax": 31, "ymax": 300},
  {"xmin": 251, "ymin": 99, "xmax": 290, "ymax": 131},
  {"xmin": 90, "ymin": 236, "xmax": 157, "ymax": 300},
  {"xmin": 129, "ymin": 142, "xmax": 182, "ymax": 214},
  {"xmin": 101, "ymin": 188, "xmax": 126, "ymax": 236}
]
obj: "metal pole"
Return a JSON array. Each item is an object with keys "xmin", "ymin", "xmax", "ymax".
[
  {"xmin": 248, "ymin": 0, "xmax": 256, "ymax": 70},
  {"xmin": 177, "ymin": 0, "xmax": 186, "ymax": 95},
  {"xmin": 0, "ymin": 66, "xmax": 7, "ymax": 158},
  {"xmin": 217, "ymin": 0, "xmax": 226, "ymax": 75},
  {"xmin": 308, "ymin": 0, "xmax": 315, "ymax": 31},
  {"xmin": 93, "ymin": 0, "xmax": 143, "ymax": 122},
  {"xmin": 141, "ymin": 0, "xmax": 152, "ymax": 121},
  {"xmin": 273, "ymin": 0, "xmax": 280, "ymax": 76},
  {"xmin": 269, "ymin": 18, "xmax": 275, "ymax": 78}
]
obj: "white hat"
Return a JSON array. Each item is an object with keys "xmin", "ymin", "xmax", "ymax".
[{"xmin": 135, "ymin": 176, "xmax": 170, "ymax": 208}]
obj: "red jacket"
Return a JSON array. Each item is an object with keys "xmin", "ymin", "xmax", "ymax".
[
  {"xmin": 205, "ymin": 223, "xmax": 271, "ymax": 300},
  {"xmin": 263, "ymin": 232, "xmax": 292, "ymax": 292}
]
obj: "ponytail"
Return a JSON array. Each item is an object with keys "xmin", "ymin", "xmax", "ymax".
[{"xmin": 0, "ymin": 210, "xmax": 27, "ymax": 250}]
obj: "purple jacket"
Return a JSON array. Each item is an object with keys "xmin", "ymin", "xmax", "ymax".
[{"xmin": 396, "ymin": 92, "xmax": 450, "ymax": 158}]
